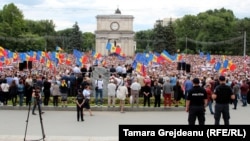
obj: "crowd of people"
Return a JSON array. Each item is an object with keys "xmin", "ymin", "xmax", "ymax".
[{"xmin": 0, "ymin": 53, "xmax": 249, "ymax": 124}]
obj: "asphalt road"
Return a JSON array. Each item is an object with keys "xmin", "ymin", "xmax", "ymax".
[{"xmin": 0, "ymin": 104, "xmax": 249, "ymax": 141}]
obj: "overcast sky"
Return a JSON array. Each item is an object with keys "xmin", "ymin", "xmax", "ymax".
[{"xmin": 0, "ymin": 0, "xmax": 249, "ymax": 33}]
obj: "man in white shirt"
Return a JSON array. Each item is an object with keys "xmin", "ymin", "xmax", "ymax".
[
  {"xmin": 72, "ymin": 65, "xmax": 81, "ymax": 74},
  {"xmin": 95, "ymin": 75, "xmax": 104, "ymax": 106},
  {"xmin": 116, "ymin": 64, "xmax": 123, "ymax": 77},
  {"xmin": 130, "ymin": 78, "xmax": 141, "ymax": 108},
  {"xmin": 107, "ymin": 79, "xmax": 116, "ymax": 108}
]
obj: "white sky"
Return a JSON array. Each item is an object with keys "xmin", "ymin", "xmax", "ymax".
[{"xmin": 0, "ymin": 0, "xmax": 249, "ymax": 33}]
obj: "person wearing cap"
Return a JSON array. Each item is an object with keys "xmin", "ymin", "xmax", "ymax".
[
  {"xmin": 212, "ymin": 75, "xmax": 235, "ymax": 125},
  {"xmin": 186, "ymin": 78, "xmax": 207, "ymax": 125}
]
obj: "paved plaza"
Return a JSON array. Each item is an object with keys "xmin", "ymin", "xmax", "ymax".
[{"xmin": 0, "ymin": 104, "xmax": 249, "ymax": 141}]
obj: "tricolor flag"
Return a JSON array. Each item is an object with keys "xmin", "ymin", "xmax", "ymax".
[
  {"xmin": 56, "ymin": 46, "xmax": 63, "ymax": 51},
  {"xmin": 92, "ymin": 51, "xmax": 102, "ymax": 59},
  {"xmin": 160, "ymin": 50, "xmax": 173, "ymax": 63}
]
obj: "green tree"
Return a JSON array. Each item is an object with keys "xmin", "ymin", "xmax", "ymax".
[
  {"xmin": 173, "ymin": 15, "xmax": 200, "ymax": 53},
  {"xmin": 134, "ymin": 29, "xmax": 153, "ymax": 52},
  {"xmin": 196, "ymin": 8, "xmax": 236, "ymax": 54},
  {"xmin": 82, "ymin": 32, "xmax": 95, "ymax": 51},
  {"xmin": 68, "ymin": 22, "xmax": 83, "ymax": 51},
  {"xmin": 56, "ymin": 28, "xmax": 73, "ymax": 53},
  {"xmin": 152, "ymin": 20, "xmax": 176, "ymax": 54},
  {"xmin": 152, "ymin": 21, "xmax": 167, "ymax": 53},
  {"xmin": 0, "ymin": 3, "xmax": 25, "ymax": 50},
  {"xmin": 21, "ymin": 20, "xmax": 56, "ymax": 51},
  {"xmin": 173, "ymin": 8, "xmax": 241, "ymax": 55},
  {"xmin": 164, "ymin": 20, "xmax": 176, "ymax": 54},
  {"xmin": 0, "ymin": 3, "xmax": 25, "ymax": 37}
]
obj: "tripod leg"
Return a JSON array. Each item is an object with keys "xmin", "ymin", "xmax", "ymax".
[
  {"xmin": 24, "ymin": 101, "xmax": 31, "ymax": 141},
  {"xmin": 37, "ymin": 99, "xmax": 46, "ymax": 141}
]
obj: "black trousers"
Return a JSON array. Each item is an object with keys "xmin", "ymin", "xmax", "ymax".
[
  {"xmin": 69, "ymin": 86, "xmax": 76, "ymax": 96},
  {"xmin": 11, "ymin": 95, "xmax": 17, "ymax": 106},
  {"xmin": 2, "ymin": 92, "xmax": 9, "ymax": 105},
  {"xmin": 76, "ymin": 105, "xmax": 84, "ymax": 121},
  {"xmin": 26, "ymin": 95, "xmax": 32, "ymax": 106},
  {"xmin": 43, "ymin": 90, "xmax": 50, "ymax": 106},
  {"xmin": 43, "ymin": 95, "xmax": 50, "ymax": 106},
  {"xmin": 154, "ymin": 95, "xmax": 161, "ymax": 107},
  {"xmin": 214, "ymin": 103, "xmax": 230, "ymax": 125},
  {"xmin": 188, "ymin": 106, "xmax": 205, "ymax": 125},
  {"xmin": 143, "ymin": 96, "xmax": 151, "ymax": 107},
  {"xmin": 53, "ymin": 96, "xmax": 59, "ymax": 106}
]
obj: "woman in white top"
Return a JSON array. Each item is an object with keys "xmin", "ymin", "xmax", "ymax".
[
  {"xmin": 1, "ymin": 79, "xmax": 9, "ymax": 105},
  {"xmin": 82, "ymin": 85, "xmax": 93, "ymax": 116},
  {"xmin": 116, "ymin": 82, "xmax": 128, "ymax": 113}
]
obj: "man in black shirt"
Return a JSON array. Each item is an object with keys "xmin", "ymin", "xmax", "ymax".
[
  {"xmin": 80, "ymin": 65, "xmax": 87, "ymax": 77},
  {"xmin": 109, "ymin": 65, "xmax": 116, "ymax": 76},
  {"xmin": 212, "ymin": 75, "xmax": 235, "ymax": 125},
  {"xmin": 186, "ymin": 78, "xmax": 207, "ymax": 125}
]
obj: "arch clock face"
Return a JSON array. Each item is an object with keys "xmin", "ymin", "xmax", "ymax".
[{"xmin": 110, "ymin": 22, "xmax": 119, "ymax": 31}]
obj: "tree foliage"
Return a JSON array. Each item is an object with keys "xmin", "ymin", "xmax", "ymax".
[
  {"xmin": 134, "ymin": 29, "xmax": 153, "ymax": 52},
  {"xmin": 152, "ymin": 20, "xmax": 176, "ymax": 54},
  {"xmin": 0, "ymin": 3, "xmax": 24, "ymax": 37},
  {"xmin": 82, "ymin": 32, "xmax": 95, "ymax": 51},
  {"xmin": 68, "ymin": 22, "xmax": 83, "ymax": 51},
  {"xmin": 173, "ymin": 8, "xmax": 250, "ymax": 55}
]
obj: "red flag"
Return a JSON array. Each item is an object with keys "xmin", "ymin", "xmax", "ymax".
[
  {"xmin": 229, "ymin": 64, "xmax": 236, "ymax": 71},
  {"xmin": 210, "ymin": 58, "xmax": 216, "ymax": 64},
  {"xmin": 115, "ymin": 47, "xmax": 121, "ymax": 54},
  {"xmin": 81, "ymin": 55, "xmax": 88, "ymax": 64},
  {"xmin": 65, "ymin": 58, "xmax": 71, "ymax": 65}
]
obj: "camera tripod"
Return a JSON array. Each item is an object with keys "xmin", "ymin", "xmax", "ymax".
[{"xmin": 24, "ymin": 98, "xmax": 46, "ymax": 141}]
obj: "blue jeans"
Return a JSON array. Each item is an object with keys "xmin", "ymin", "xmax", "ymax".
[
  {"xmin": 241, "ymin": 95, "xmax": 247, "ymax": 106},
  {"xmin": 208, "ymin": 100, "xmax": 214, "ymax": 114},
  {"xmin": 184, "ymin": 90, "xmax": 189, "ymax": 105},
  {"xmin": 95, "ymin": 89, "xmax": 103, "ymax": 105},
  {"xmin": 19, "ymin": 93, "xmax": 24, "ymax": 106}
]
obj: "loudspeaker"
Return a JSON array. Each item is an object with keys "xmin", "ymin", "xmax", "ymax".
[
  {"xmin": 186, "ymin": 64, "xmax": 191, "ymax": 73},
  {"xmin": 28, "ymin": 61, "xmax": 32, "ymax": 69},
  {"xmin": 181, "ymin": 62, "xmax": 186, "ymax": 70},
  {"xmin": 19, "ymin": 62, "xmax": 25, "ymax": 71},
  {"xmin": 177, "ymin": 62, "xmax": 181, "ymax": 70}
]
